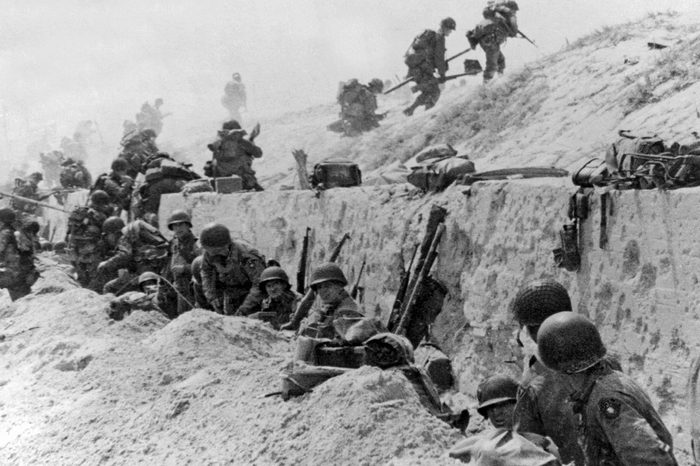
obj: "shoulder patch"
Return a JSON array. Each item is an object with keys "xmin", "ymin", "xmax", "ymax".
[{"xmin": 599, "ymin": 398, "xmax": 622, "ymax": 420}]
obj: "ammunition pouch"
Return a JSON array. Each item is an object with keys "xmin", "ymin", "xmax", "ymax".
[{"xmin": 553, "ymin": 222, "xmax": 580, "ymax": 272}]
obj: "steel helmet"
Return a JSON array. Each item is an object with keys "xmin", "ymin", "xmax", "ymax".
[
  {"xmin": 365, "ymin": 333, "xmax": 415, "ymax": 368},
  {"xmin": 537, "ymin": 312, "xmax": 607, "ymax": 374},
  {"xmin": 259, "ymin": 266, "xmax": 290, "ymax": 287},
  {"xmin": 476, "ymin": 375, "xmax": 518, "ymax": 416},
  {"xmin": 53, "ymin": 241, "xmax": 67, "ymax": 253},
  {"xmin": 510, "ymin": 279, "xmax": 572, "ymax": 326},
  {"xmin": 441, "ymin": 17, "xmax": 457, "ymax": 31},
  {"xmin": 21, "ymin": 220, "xmax": 40, "ymax": 235},
  {"xmin": 29, "ymin": 172, "xmax": 44, "ymax": 181},
  {"xmin": 111, "ymin": 158, "xmax": 129, "ymax": 172},
  {"xmin": 90, "ymin": 190, "xmax": 111, "ymax": 206},
  {"xmin": 200, "ymin": 223, "xmax": 232, "ymax": 248},
  {"xmin": 222, "ymin": 120, "xmax": 242, "ymax": 131},
  {"xmin": 166, "ymin": 210, "xmax": 192, "ymax": 230},
  {"xmin": 0, "ymin": 208, "xmax": 16, "ymax": 225},
  {"xmin": 102, "ymin": 216, "xmax": 125, "ymax": 234},
  {"xmin": 309, "ymin": 263, "xmax": 347, "ymax": 288},
  {"xmin": 138, "ymin": 271, "xmax": 159, "ymax": 286},
  {"xmin": 40, "ymin": 239, "xmax": 53, "ymax": 251},
  {"xmin": 368, "ymin": 78, "xmax": 384, "ymax": 93}
]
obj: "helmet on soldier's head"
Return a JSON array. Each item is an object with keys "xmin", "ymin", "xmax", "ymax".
[
  {"xmin": 368, "ymin": 78, "xmax": 384, "ymax": 93},
  {"xmin": 259, "ymin": 266, "xmax": 290, "ymax": 289},
  {"xmin": 510, "ymin": 279, "xmax": 572, "ymax": 326},
  {"xmin": 155, "ymin": 98, "xmax": 163, "ymax": 106},
  {"xmin": 537, "ymin": 312, "xmax": 607, "ymax": 374},
  {"xmin": 61, "ymin": 158, "xmax": 75, "ymax": 167},
  {"xmin": 222, "ymin": 120, "xmax": 242, "ymax": 131},
  {"xmin": 111, "ymin": 158, "xmax": 129, "ymax": 172},
  {"xmin": 232, "ymin": 73, "xmax": 241, "ymax": 81},
  {"xmin": 200, "ymin": 223, "xmax": 232, "ymax": 248},
  {"xmin": 29, "ymin": 172, "xmax": 43, "ymax": 181},
  {"xmin": 476, "ymin": 374, "xmax": 518, "ymax": 416},
  {"xmin": 309, "ymin": 263, "xmax": 348, "ymax": 288},
  {"xmin": 138, "ymin": 271, "xmax": 159, "ymax": 286},
  {"xmin": 102, "ymin": 216, "xmax": 125, "ymax": 234},
  {"xmin": 53, "ymin": 241, "xmax": 66, "ymax": 253},
  {"xmin": 0, "ymin": 208, "xmax": 16, "ymax": 225},
  {"xmin": 440, "ymin": 17, "xmax": 457, "ymax": 31},
  {"xmin": 167, "ymin": 210, "xmax": 192, "ymax": 230},
  {"xmin": 40, "ymin": 239, "xmax": 53, "ymax": 251},
  {"xmin": 21, "ymin": 220, "xmax": 40, "ymax": 235},
  {"xmin": 90, "ymin": 190, "xmax": 111, "ymax": 206}
]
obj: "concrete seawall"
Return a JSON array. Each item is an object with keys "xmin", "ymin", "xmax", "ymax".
[{"xmin": 157, "ymin": 181, "xmax": 699, "ymax": 455}]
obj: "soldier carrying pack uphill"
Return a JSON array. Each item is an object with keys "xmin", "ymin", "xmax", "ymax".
[
  {"xmin": 403, "ymin": 17, "xmax": 456, "ymax": 116},
  {"xmin": 467, "ymin": 1, "xmax": 519, "ymax": 83},
  {"xmin": 206, "ymin": 120, "xmax": 263, "ymax": 191},
  {"xmin": 329, "ymin": 78, "xmax": 385, "ymax": 136}
]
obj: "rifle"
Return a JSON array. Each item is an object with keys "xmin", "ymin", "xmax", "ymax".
[
  {"xmin": 296, "ymin": 227, "xmax": 311, "ymax": 294},
  {"xmin": 384, "ymin": 48, "xmax": 473, "ymax": 95},
  {"xmin": 329, "ymin": 233, "xmax": 350, "ymax": 262},
  {"xmin": 396, "ymin": 223, "xmax": 446, "ymax": 337},
  {"xmin": 387, "ymin": 244, "xmax": 419, "ymax": 331},
  {"xmin": 439, "ymin": 71, "xmax": 481, "ymax": 83},
  {"xmin": 517, "ymin": 30, "xmax": 537, "ymax": 48},
  {"xmin": 283, "ymin": 232, "xmax": 351, "ymax": 330},
  {"xmin": 0, "ymin": 191, "xmax": 71, "ymax": 214},
  {"xmin": 350, "ymin": 257, "xmax": 366, "ymax": 300}
]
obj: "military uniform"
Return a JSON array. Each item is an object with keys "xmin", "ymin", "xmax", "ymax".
[
  {"xmin": 404, "ymin": 29, "xmax": 448, "ymax": 114},
  {"xmin": 15, "ymin": 227, "xmax": 39, "ymax": 297},
  {"xmin": 200, "ymin": 241, "xmax": 265, "ymax": 315},
  {"xmin": 0, "ymin": 223, "xmax": 26, "ymax": 300},
  {"xmin": 92, "ymin": 172, "xmax": 134, "ymax": 213},
  {"xmin": 11, "ymin": 177, "xmax": 41, "ymax": 215},
  {"xmin": 467, "ymin": 1, "xmax": 518, "ymax": 82},
  {"xmin": 221, "ymin": 77, "xmax": 246, "ymax": 122},
  {"xmin": 190, "ymin": 256, "xmax": 210, "ymax": 310},
  {"xmin": 60, "ymin": 161, "xmax": 92, "ymax": 189},
  {"xmin": 515, "ymin": 356, "xmax": 586, "ymax": 465},
  {"xmin": 336, "ymin": 80, "xmax": 382, "ymax": 136},
  {"xmin": 101, "ymin": 219, "xmax": 169, "ymax": 295},
  {"xmin": 164, "ymin": 230, "xmax": 199, "ymax": 315},
  {"xmin": 238, "ymin": 289, "xmax": 301, "ymax": 330},
  {"xmin": 208, "ymin": 130, "xmax": 263, "ymax": 190},
  {"xmin": 66, "ymin": 206, "xmax": 109, "ymax": 291},
  {"xmin": 298, "ymin": 290, "xmax": 363, "ymax": 340},
  {"xmin": 119, "ymin": 131, "xmax": 159, "ymax": 179},
  {"xmin": 570, "ymin": 366, "xmax": 677, "ymax": 466}
]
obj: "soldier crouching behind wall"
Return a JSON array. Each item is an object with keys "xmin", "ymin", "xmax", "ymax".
[{"xmin": 236, "ymin": 265, "xmax": 301, "ymax": 329}]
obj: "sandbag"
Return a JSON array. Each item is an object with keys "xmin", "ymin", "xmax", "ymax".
[
  {"xmin": 280, "ymin": 364, "xmax": 351, "ymax": 400},
  {"xmin": 414, "ymin": 144, "xmax": 458, "ymax": 164},
  {"xmin": 449, "ymin": 429, "xmax": 561, "ymax": 465},
  {"xmin": 408, "ymin": 157, "xmax": 475, "ymax": 192}
]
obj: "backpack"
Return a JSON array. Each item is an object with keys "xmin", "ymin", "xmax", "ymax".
[
  {"xmin": 144, "ymin": 159, "xmax": 198, "ymax": 182},
  {"xmin": 310, "ymin": 159, "xmax": 362, "ymax": 189},
  {"xmin": 605, "ymin": 130, "xmax": 666, "ymax": 175},
  {"xmin": 414, "ymin": 143, "xmax": 458, "ymax": 163},
  {"xmin": 404, "ymin": 30, "xmax": 436, "ymax": 67},
  {"xmin": 337, "ymin": 79, "xmax": 362, "ymax": 105},
  {"xmin": 407, "ymin": 156, "xmax": 476, "ymax": 192},
  {"xmin": 67, "ymin": 206, "xmax": 104, "ymax": 240}
]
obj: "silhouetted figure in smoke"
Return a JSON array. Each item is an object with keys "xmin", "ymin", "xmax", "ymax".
[
  {"xmin": 136, "ymin": 98, "xmax": 169, "ymax": 136},
  {"xmin": 221, "ymin": 73, "xmax": 247, "ymax": 124}
]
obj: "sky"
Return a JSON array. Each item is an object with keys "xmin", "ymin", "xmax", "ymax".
[{"xmin": 0, "ymin": 0, "xmax": 698, "ymax": 174}]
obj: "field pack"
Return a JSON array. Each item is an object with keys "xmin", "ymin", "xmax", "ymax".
[{"xmin": 310, "ymin": 159, "xmax": 362, "ymax": 189}]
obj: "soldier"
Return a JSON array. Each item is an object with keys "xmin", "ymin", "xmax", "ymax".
[
  {"xmin": 403, "ymin": 17, "xmax": 456, "ymax": 116},
  {"xmin": 11, "ymin": 172, "xmax": 43, "ymax": 215},
  {"xmin": 537, "ymin": 312, "xmax": 678, "ymax": 465},
  {"xmin": 65, "ymin": 190, "xmax": 113, "ymax": 290},
  {"xmin": 59, "ymin": 158, "xmax": 92, "ymax": 189},
  {"xmin": 190, "ymin": 255, "xmax": 211, "ymax": 310},
  {"xmin": 15, "ymin": 221, "xmax": 40, "ymax": 295},
  {"xmin": 449, "ymin": 374, "xmax": 561, "ymax": 464},
  {"xmin": 93, "ymin": 216, "xmax": 125, "ymax": 292},
  {"xmin": 237, "ymin": 266, "xmax": 301, "ymax": 329},
  {"xmin": 0, "ymin": 208, "xmax": 26, "ymax": 301},
  {"xmin": 98, "ymin": 217, "xmax": 169, "ymax": 295},
  {"xmin": 332, "ymin": 78, "xmax": 385, "ymax": 136},
  {"xmin": 136, "ymin": 98, "xmax": 168, "ymax": 135},
  {"xmin": 39, "ymin": 150, "xmax": 65, "ymax": 188},
  {"xmin": 466, "ymin": 1, "xmax": 519, "ymax": 83},
  {"xmin": 221, "ymin": 73, "xmax": 247, "ymax": 123},
  {"xmin": 511, "ymin": 279, "xmax": 585, "ymax": 465},
  {"xmin": 161, "ymin": 210, "xmax": 199, "ymax": 315},
  {"xmin": 91, "ymin": 158, "xmax": 134, "ymax": 214},
  {"xmin": 206, "ymin": 120, "xmax": 263, "ymax": 191},
  {"xmin": 282, "ymin": 263, "xmax": 363, "ymax": 340},
  {"xmin": 119, "ymin": 129, "xmax": 159, "ymax": 179},
  {"xmin": 198, "ymin": 223, "xmax": 265, "ymax": 315}
]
